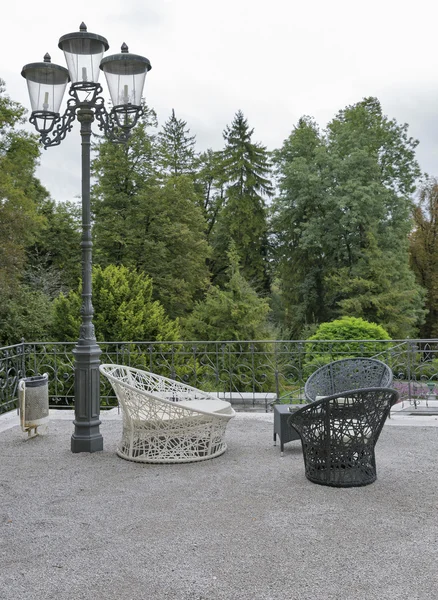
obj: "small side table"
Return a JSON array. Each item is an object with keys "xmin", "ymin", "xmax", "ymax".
[{"xmin": 273, "ymin": 404, "xmax": 306, "ymax": 455}]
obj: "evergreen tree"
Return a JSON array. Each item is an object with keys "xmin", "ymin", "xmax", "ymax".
[
  {"xmin": 410, "ymin": 178, "xmax": 438, "ymax": 337},
  {"xmin": 0, "ymin": 286, "xmax": 53, "ymax": 345},
  {"xmin": 271, "ymin": 116, "xmax": 329, "ymax": 333},
  {"xmin": 194, "ymin": 148, "xmax": 227, "ymax": 238},
  {"xmin": 92, "ymin": 111, "xmax": 210, "ymax": 319},
  {"xmin": 273, "ymin": 98, "xmax": 425, "ymax": 338},
  {"xmin": 183, "ymin": 245, "xmax": 272, "ymax": 341},
  {"xmin": 92, "ymin": 105, "xmax": 159, "ymax": 267},
  {"xmin": 26, "ymin": 198, "xmax": 81, "ymax": 293},
  {"xmin": 52, "ymin": 264, "xmax": 180, "ymax": 342},
  {"xmin": 134, "ymin": 176, "xmax": 211, "ymax": 319},
  {"xmin": 156, "ymin": 109, "xmax": 197, "ymax": 179},
  {"xmin": 211, "ymin": 110, "xmax": 273, "ymax": 292}
]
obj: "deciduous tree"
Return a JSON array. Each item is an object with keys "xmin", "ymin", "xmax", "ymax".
[
  {"xmin": 272, "ymin": 98, "xmax": 425, "ymax": 338},
  {"xmin": 0, "ymin": 79, "xmax": 46, "ymax": 290},
  {"xmin": 410, "ymin": 178, "xmax": 438, "ymax": 337}
]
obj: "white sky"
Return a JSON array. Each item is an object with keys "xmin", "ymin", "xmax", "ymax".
[{"xmin": 3, "ymin": 0, "xmax": 438, "ymax": 202}]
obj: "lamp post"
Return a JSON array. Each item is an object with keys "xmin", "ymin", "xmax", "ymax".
[{"xmin": 21, "ymin": 23, "xmax": 151, "ymax": 453}]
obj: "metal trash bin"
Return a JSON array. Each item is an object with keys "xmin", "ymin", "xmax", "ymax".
[{"xmin": 18, "ymin": 374, "xmax": 49, "ymax": 436}]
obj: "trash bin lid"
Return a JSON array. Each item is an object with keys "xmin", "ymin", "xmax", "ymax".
[{"xmin": 21, "ymin": 374, "xmax": 48, "ymax": 388}]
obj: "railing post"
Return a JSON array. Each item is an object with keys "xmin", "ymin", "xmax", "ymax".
[
  {"xmin": 20, "ymin": 337, "xmax": 26, "ymax": 380},
  {"xmin": 274, "ymin": 341, "xmax": 280, "ymax": 402}
]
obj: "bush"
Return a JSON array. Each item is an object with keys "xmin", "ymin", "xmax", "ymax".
[
  {"xmin": 304, "ymin": 316, "xmax": 392, "ymax": 370},
  {"xmin": 51, "ymin": 265, "xmax": 180, "ymax": 343}
]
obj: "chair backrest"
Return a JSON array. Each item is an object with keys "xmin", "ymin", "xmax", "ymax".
[
  {"xmin": 304, "ymin": 358, "xmax": 393, "ymax": 402},
  {"xmin": 291, "ymin": 387, "xmax": 399, "ymax": 446},
  {"xmin": 99, "ymin": 364, "xmax": 227, "ymax": 420}
]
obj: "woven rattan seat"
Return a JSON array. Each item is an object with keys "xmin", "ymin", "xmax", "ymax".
[
  {"xmin": 99, "ymin": 364, "xmax": 235, "ymax": 463},
  {"xmin": 288, "ymin": 387, "xmax": 399, "ymax": 487},
  {"xmin": 304, "ymin": 358, "xmax": 393, "ymax": 402}
]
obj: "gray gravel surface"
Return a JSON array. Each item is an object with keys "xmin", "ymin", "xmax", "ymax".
[{"xmin": 1, "ymin": 416, "xmax": 437, "ymax": 600}]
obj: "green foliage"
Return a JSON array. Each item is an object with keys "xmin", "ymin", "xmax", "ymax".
[
  {"xmin": 272, "ymin": 98, "xmax": 425, "ymax": 338},
  {"xmin": 0, "ymin": 79, "xmax": 47, "ymax": 290},
  {"xmin": 0, "ymin": 285, "xmax": 53, "ymax": 345},
  {"xmin": 309, "ymin": 316, "xmax": 391, "ymax": 342},
  {"xmin": 183, "ymin": 245, "xmax": 272, "ymax": 341},
  {"xmin": 304, "ymin": 316, "xmax": 392, "ymax": 370},
  {"xmin": 0, "ymin": 80, "xmax": 54, "ymax": 346},
  {"xmin": 183, "ymin": 247, "xmax": 276, "ymax": 392},
  {"xmin": 410, "ymin": 178, "xmax": 438, "ymax": 338},
  {"xmin": 52, "ymin": 265, "xmax": 180, "ymax": 342},
  {"xmin": 27, "ymin": 198, "xmax": 81, "ymax": 293},
  {"xmin": 92, "ymin": 109, "xmax": 210, "ymax": 319},
  {"xmin": 329, "ymin": 232, "xmax": 426, "ymax": 338},
  {"xmin": 1, "ymin": 79, "xmax": 431, "ymax": 350},
  {"xmin": 271, "ymin": 116, "xmax": 329, "ymax": 333},
  {"xmin": 156, "ymin": 109, "xmax": 197, "ymax": 178},
  {"xmin": 91, "ymin": 105, "xmax": 159, "ymax": 267},
  {"xmin": 134, "ymin": 176, "xmax": 211, "ymax": 318},
  {"xmin": 194, "ymin": 148, "xmax": 227, "ymax": 238},
  {"xmin": 210, "ymin": 110, "xmax": 273, "ymax": 292}
]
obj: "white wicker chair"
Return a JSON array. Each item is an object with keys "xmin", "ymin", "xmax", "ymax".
[{"xmin": 99, "ymin": 364, "xmax": 235, "ymax": 463}]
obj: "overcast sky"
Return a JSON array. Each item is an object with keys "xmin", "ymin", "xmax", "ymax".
[{"xmin": 3, "ymin": 0, "xmax": 438, "ymax": 203}]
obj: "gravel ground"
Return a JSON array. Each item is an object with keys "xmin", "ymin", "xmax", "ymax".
[{"xmin": 1, "ymin": 413, "xmax": 437, "ymax": 600}]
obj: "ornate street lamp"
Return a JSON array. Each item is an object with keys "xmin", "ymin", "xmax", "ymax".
[{"xmin": 21, "ymin": 23, "xmax": 152, "ymax": 453}]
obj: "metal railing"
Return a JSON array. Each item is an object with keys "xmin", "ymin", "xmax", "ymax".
[{"xmin": 1, "ymin": 339, "xmax": 437, "ymax": 414}]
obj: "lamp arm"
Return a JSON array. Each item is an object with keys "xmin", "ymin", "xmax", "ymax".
[
  {"xmin": 94, "ymin": 99, "xmax": 144, "ymax": 144},
  {"xmin": 29, "ymin": 81, "xmax": 145, "ymax": 147},
  {"xmin": 36, "ymin": 99, "xmax": 77, "ymax": 149}
]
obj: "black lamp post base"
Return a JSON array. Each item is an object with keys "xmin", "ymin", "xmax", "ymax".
[
  {"xmin": 71, "ymin": 426, "xmax": 103, "ymax": 453},
  {"xmin": 72, "ymin": 338, "xmax": 103, "ymax": 453}
]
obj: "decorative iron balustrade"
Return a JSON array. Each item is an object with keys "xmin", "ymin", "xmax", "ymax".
[{"xmin": 1, "ymin": 339, "xmax": 437, "ymax": 414}]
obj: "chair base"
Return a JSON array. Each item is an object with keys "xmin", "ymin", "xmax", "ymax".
[
  {"xmin": 116, "ymin": 443, "xmax": 228, "ymax": 464},
  {"xmin": 305, "ymin": 470, "xmax": 377, "ymax": 487},
  {"xmin": 117, "ymin": 419, "xmax": 229, "ymax": 463},
  {"xmin": 304, "ymin": 452, "xmax": 377, "ymax": 487}
]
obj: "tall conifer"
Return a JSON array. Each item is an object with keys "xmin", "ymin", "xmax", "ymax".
[{"xmin": 212, "ymin": 110, "xmax": 273, "ymax": 293}]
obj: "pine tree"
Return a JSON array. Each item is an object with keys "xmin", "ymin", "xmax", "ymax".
[
  {"xmin": 91, "ymin": 105, "xmax": 159, "ymax": 267},
  {"xmin": 194, "ymin": 148, "xmax": 226, "ymax": 239},
  {"xmin": 134, "ymin": 176, "xmax": 211, "ymax": 319},
  {"xmin": 156, "ymin": 109, "xmax": 197, "ymax": 179},
  {"xmin": 211, "ymin": 110, "xmax": 273, "ymax": 292}
]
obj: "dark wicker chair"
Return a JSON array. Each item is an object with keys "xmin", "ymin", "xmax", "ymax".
[
  {"xmin": 288, "ymin": 387, "xmax": 399, "ymax": 487},
  {"xmin": 304, "ymin": 358, "xmax": 393, "ymax": 402}
]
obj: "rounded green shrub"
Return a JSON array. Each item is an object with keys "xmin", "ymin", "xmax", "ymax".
[{"xmin": 303, "ymin": 316, "xmax": 392, "ymax": 374}]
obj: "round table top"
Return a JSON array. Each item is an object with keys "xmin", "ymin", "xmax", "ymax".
[{"xmin": 178, "ymin": 398, "xmax": 232, "ymax": 415}]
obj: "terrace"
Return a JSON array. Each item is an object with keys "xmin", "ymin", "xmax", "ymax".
[
  {"xmin": 1, "ymin": 338, "xmax": 438, "ymax": 599},
  {"xmin": 1, "ymin": 405, "xmax": 438, "ymax": 600}
]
